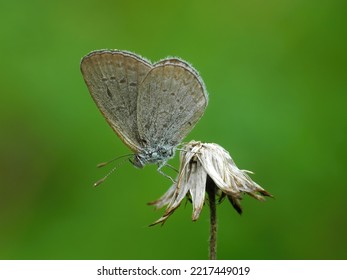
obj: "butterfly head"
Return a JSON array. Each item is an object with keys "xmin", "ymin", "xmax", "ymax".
[{"xmin": 131, "ymin": 145, "xmax": 175, "ymax": 168}]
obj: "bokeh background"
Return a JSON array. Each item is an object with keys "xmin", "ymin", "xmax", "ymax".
[{"xmin": 1, "ymin": 0, "xmax": 346, "ymax": 260}]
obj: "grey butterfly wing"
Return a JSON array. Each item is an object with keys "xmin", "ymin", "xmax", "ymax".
[
  {"xmin": 137, "ymin": 59, "xmax": 208, "ymax": 149},
  {"xmin": 80, "ymin": 50, "xmax": 152, "ymax": 152}
]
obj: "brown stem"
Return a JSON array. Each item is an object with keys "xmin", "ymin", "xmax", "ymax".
[{"xmin": 206, "ymin": 176, "xmax": 217, "ymax": 260}]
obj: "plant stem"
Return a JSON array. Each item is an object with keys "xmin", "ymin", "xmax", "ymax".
[{"xmin": 206, "ymin": 177, "xmax": 217, "ymax": 260}]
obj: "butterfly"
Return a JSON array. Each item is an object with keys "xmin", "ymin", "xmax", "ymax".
[{"xmin": 80, "ymin": 50, "xmax": 208, "ymax": 184}]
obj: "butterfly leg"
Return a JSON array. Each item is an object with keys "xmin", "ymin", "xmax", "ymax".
[
  {"xmin": 164, "ymin": 163, "xmax": 179, "ymax": 173},
  {"xmin": 157, "ymin": 163, "xmax": 176, "ymax": 183}
]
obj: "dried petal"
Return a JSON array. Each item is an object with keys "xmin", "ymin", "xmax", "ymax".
[
  {"xmin": 188, "ymin": 158, "xmax": 208, "ymax": 220},
  {"xmin": 148, "ymin": 183, "xmax": 176, "ymax": 209}
]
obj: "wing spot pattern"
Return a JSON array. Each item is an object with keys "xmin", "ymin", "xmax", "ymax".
[{"xmin": 106, "ymin": 86, "xmax": 113, "ymax": 99}]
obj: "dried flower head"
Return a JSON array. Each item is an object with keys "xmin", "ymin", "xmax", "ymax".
[{"xmin": 149, "ymin": 141, "xmax": 272, "ymax": 225}]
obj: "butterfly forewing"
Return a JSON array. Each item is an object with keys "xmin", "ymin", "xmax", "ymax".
[
  {"xmin": 137, "ymin": 61, "xmax": 208, "ymax": 149},
  {"xmin": 80, "ymin": 50, "xmax": 152, "ymax": 152}
]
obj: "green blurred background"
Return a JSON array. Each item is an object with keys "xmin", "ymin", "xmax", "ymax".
[{"xmin": 1, "ymin": 0, "xmax": 346, "ymax": 260}]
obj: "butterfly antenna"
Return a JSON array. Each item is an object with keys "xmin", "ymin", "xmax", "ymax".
[
  {"xmin": 93, "ymin": 155, "xmax": 133, "ymax": 187},
  {"xmin": 94, "ymin": 166, "xmax": 118, "ymax": 187},
  {"xmin": 96, "ymin": 154, "xmax": 133, "ymax": 168}
]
